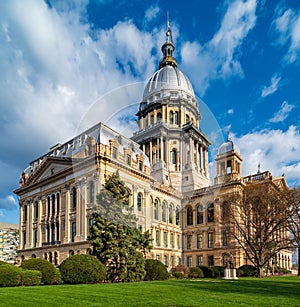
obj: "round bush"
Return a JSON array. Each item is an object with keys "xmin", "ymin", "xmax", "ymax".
[
  {"xmin": 188, "ymin": 267, "xmax": 204, "ymax": 278},
  {"xmin": 238, "ymin": 265, "xmax": 257, "ymax": 277},
  {"xmin": 172, "ymin": 272, "xmax": 184, "ymax": 279},
  {"xmin": 144, "ymin": 259, "xmax": 169, "ymax": 281},
  {"xmin": 171, "ymin": 264, "xmax": 189, "ymax": 278},
  {"xmin": 59, "ymin": 254, "xmax": 106, "ymax": 284},
  {"xmin": 0, "ymin": 265, "xmax": 20, "ymax": 287},
  {"xmin": 21, "ymin": 258, "xmax": 57, "ymax": 285},
  {"xmin": 19, "ymin": 270, "xmax": 42, "ymax": 286},
  {"xmin": 197, "ymin": 265, "xmax": 214, "ymax": 278}
]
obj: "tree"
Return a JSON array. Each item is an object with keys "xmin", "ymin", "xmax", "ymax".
[
  {"xmin": 225, "ymin": 182, "xmax": 291, "ymax": 278},
  {"xmin": 88, "ymin": 172, "xmax": 152, "ymax": 282},
  {"xmin": 287, "ymin": 188, "xmax": 300, "ymax": 276}
]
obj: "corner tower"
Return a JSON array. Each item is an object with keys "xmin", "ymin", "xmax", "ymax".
[
  {"xmin": 214, "ymin": 132, "xmax": 243, "ymax": 185},
  {"xmin": 131, "ymin": 23, "xmax": 210, "ymax": 193}
]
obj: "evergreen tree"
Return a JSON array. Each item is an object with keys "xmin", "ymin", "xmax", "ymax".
[{"xmin": 88, "ymin": 172, "xmax": 152, "ymax": 282}]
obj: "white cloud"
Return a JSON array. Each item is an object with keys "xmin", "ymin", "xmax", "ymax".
[
  {"xmin": 269, "ymin": 101, "xmax": 294, "ymax": 123},
  {"xmin": 273, "ymin": 7, "xmax": 300, "ymax": 64},
  {"xmin": 261, "ymin": 74, "xmax": 281, "ymax": 97},
  {"xmin": 145, "ymin": 5, "xmax": 160, "ymax": 23},
  {"xmin": 227, "ymin": 109, "xmax": 234, "ymax": 115},
  {"xmin": 235, "ymin": 126, "xmax": 300, "ymax": 186},
  {"xmin": 0, "ymin": 195, "xmax": 18, "ymax": 211},
  {"xmin": 181, "ymin": 0, "xmax": 257, "ymax": 94}
]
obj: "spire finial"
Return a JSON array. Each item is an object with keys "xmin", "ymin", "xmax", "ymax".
[
  {"xmin": 227, "ymin": 130, "xmax": 231, "ymax": 141},
  {"xmin": 159, "ymin": 12, "xmax": 177, "ymax": 68},
  {"xmin": 257, "ymin": 162, "xmax": 261, "ymax": 173}
]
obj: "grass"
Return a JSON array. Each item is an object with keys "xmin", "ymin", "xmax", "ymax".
[{"xmin": 0, "ymin": 276, "xmax": 299, "ymax": 306}]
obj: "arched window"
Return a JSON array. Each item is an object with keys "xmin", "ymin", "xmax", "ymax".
[
  {"xmin": 21, "ymin": 255, "xmax": 25, "ymax": 262},
  {"xmin": 176, "ymin": 206, "xmax": 180, "ymax": 225},
  {"xmin": 69, "ymin": 250, "xmax": 74, "ymax": 256},
  {"xmin": 154, "ymin": 199, "xmax": 159, "ymax": 220},
  {"xmin": 169, "ymin": 111, "xmax": 173, "ymax": 124},
  {"xmin": 31, "ymin": 254, "xmax": 36, "ymax": 258},
  {"xmin": 72, "ymin": 187, "xmax": 77, "ymax": 209},
  {"xmin": 222, "ymin": 201, "xmax": 230, "ymax": 221},
  {"xmin": 171, "ymin": 149, "xmax": 177, "ymax": 164},
  {"xmin": 169, "ymin": 203, "xmax": 173, "ymax": 224},
  {"xmin": 197, "ymin": 204, "xmax": 203, "ymax": 224},
  {"xmin": 137, "ymin": 193, "xmax": 142, "ymax": 212},
  {"xmin": 89, "ymin": 182, "xmax": 95, "ymax": 204},
  {"xmin": 207, "ymin": 203, "xmax": 214, "ymax": 223},
  {"xmin": 174, "ymin": 111, "xmax": 178, "ymax": 125},
  {"xmin": 52, "ymin": 194, "xmax": 55, "ymax": 215},
  {"xmin": 56, "ymin": 194, "xmax": 60, "ymax": 213},
  {"xmin": 187, "ymin": 206, "xmax": 193, "ymax": 226},
  {"xmin": 162, "ymin": 202, "xmax": 167, "ymax": 222},
  {"xmin": 54, "ymin": 252, "xmax": 58, "ymax": 266}
]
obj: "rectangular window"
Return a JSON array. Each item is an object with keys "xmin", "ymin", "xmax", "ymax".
[
  {"xmin": 138, "ymin": 160, "xmax": 143, "ymax": 171},
  {"xmin": 208, "ymin": 232, "xmax": 213, "ymax": 248},
  {"xmin": 177, "ymin": 256, "xmax": 181, "ymax": 265},
  {"xmin": 187, "ymin": 256, "xmax": 193, "ymax": 267},
  {"xmin": 156, "ymin": 230, "xmax": 160, "ymax": 247},
  {"xmin": 170, "ymin": 256, "xmax": 174, "ymax": 268},
  {"xmin": 71, "ymin": 222, "xmax": 76, "ymax": 242},
  {"xmin": 88, "ymin": 218, "xmax": 94, "ymax": 233},
  {"xmin": 187, "ymin": 235, "xmax": 192, "ymax": 249},
  {"xmin": 163, "ymin": 232, "xmax": 167, "ymax": 247},
  {"xmin": 222, "ymin": 230, "xmax": 228, "ymax": 246},
  {"xmin": 177, "ymin": 234, "xmax": 181, "ymax": 249},
  {"xmin": 126, "ymin": 154, "xmax": 131, "ymax": 166},
  {"xmin": 170, "ymin": 233, "xmax": 174, "ymax": 248},
  {"xmin": 208, "ymin": 255, "xmax": 214, "ymax": 266},
  {"xmin": 197, "ymin": 234, "xmax": 202, "ymax": 249},
  {"xmin": 164, "ymin": 255, "xmax": 167, "ymax": 266},
  {"xmin": 197, "ymin": 255, "xmax": 203, "ymax": 266},
  {"xmin": 156, "ymin": 255, "xmax": 160, "ymax": 261},
  {"xmin": 112, "ymin": 146, "xmax": 117, "ymax": 159}
]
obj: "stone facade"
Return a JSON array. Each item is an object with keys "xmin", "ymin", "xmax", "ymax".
[{"xmin": 14, "ymin": 24, "xmax": 293, "ymax": 271}]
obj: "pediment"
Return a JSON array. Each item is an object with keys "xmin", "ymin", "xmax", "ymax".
[{"xmin": 26, "ymin": 157, "xmax": 73, "ymax": 186}]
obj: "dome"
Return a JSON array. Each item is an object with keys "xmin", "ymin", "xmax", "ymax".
[
  {"xmin": 218, "ymin": 138, "xmax": 240, "ymax": 155},
  {"xmin": 142, "ymin": 65, "xmax": 195, "ymax": 101}
]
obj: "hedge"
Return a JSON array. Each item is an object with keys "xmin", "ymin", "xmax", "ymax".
[
  {"xmin": 59, "ymin": 254, "xmax": 106, "ymax": 284},
  {"xmin": 19, "ymin": 270, "xmax": 42, "ymax": 286},
  {"xmin": 0, "ymin": 265, "xmax": 20, "ymax": 287},
  {"xmin": 20, "ymin": 258, "xmax": 58, "ymax": 285},
  {"xmin": 144, "ymin": 259, "xmax": 169, "ymax": 281},
  {"xmin": 172, "ymin": 272, "xmax": 184, "ymax": 279},
  {"xmin": 238, "ymin": 265, "xmax": 257, "ymax": 277},
  {"xmin": 188, "ymin": 267, "xmax": 204, "ymax": 278}
]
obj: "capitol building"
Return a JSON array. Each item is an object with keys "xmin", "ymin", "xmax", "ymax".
[{"xmin": 14, "ymin": 24, "xmax": 292, "ymax": 270}]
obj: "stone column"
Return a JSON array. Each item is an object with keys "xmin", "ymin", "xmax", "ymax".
[
  {"xmin": 161, "ymin": 136, "xmax": 164, "ymax": 163},
  {"xmin": 65, "ymin": 185, "xmax": 70, "ymax": 243},
  {"xmin": 149, "ymin": 140, "xmax": 153, "ymax": 164},
  {"xmin": 157, "ymin": 138, "xmax": 160, "ymax": 161},
  {"xmin": 37, "ymin": 197, "xmax": 42, "ymax": 247},
  {"xmin": 19, "ymin": 202, "xmax": 24, "ymax": 249},
  {"xmin": 75, "ymin": 182, "xmax": 81, "ymax": 242},
  {"xmin": 81, "ymin": 179, "xmax": 87, "ymax": 240},
  {"xmin": 196, "ymin": 142, "xmax": 199, "ymax": 168},
  {"xmin": 204, "ymin": 148, "xmax": 209, "ymax": 175}
]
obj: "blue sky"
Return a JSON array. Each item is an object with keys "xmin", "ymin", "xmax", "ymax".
[{"xmin": 1, "ymin": 0, "xmax": 300, "ymax": 223}]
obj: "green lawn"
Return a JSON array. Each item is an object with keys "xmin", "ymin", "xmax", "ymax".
[{"xmin": 0, "ymin": 276, "xmax": 299, "ymax": 306}]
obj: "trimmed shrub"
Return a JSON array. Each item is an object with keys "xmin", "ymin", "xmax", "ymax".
[
  {"xmin": 144, "ymin": 259, "xmax": 169, "ymax": 281},
  {"xmin": 210, "ymin": 266, "xmax": 222, "ymax": 278},
  {"xmin": 238, "ymin": 265, "xmax": 257, "ymax": 277},
  {"xmin": 172, "ymin": 272, "xmax": 184, "ymax": 279},
  {"xmin": 0, "ymin": 265, "xmax": 20, "ymax": 287},
  {"xmin": 19, "ymin": 270, "xmax": 42, "ymax": 286},
  {"xmin": 188, "ymin": 267, "xmax": 204, "ymax": 278},
  {"xmin": 213, "ymin": 266, "xmax": 224, "ymax": 277},
  {"xmin": 171, "ymin": 264, "xmax": 189, "ymax": 278},
  {"xmin": 21, "ymin": 258, "xmax": 57, "ymax": 285},
  {"xmin": 59, "ymin": 254, "xmax": 106, "ymax": 284},
  {"xmin": 53, "ymin": 268, "xmax": 63, "ymax": 285},
  {"xmin": 197, "ymin": 265, "xmax": 215, "ymax": 278}
]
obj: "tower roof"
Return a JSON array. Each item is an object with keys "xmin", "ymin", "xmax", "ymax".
[
  {"xmin": 218, "ymin": 132, "xmax": 240, "ymax": 155},
  {"xmin": 142, "ymin": 22, "xmax": 196, "ymax": 102}
]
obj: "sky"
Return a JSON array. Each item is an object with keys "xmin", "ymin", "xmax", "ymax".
[{"xmin": 1, "ymin": 0, "xmax": 300, "ymax": 224}]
